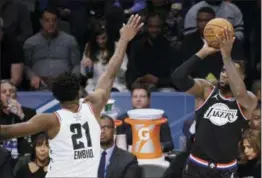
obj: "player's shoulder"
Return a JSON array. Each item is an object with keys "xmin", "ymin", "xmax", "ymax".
[
  {"xmin": 247, "ymin": 90, "xmax": 256, "ymax": 96},
  {"xmin": 79, "ymin": 98, "xmax": 92, "ymax": 108},
  {"xmin": 195, "ymin": 78, "xmax": 214, "ymax": 88},
  {"xmin": 194, "ymin": 78, "xmax": 215, "ymax": 99},
  {"xmin": 246, "ymin": 90, "xmax": 258, "ymax": 102}
]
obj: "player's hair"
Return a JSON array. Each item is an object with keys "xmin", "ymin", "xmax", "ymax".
[
  {"xmin": 197, "ymin": 7, "xmax": 216, "ymax": 17},
  {"xmin": 51, "ymin": 72, "xmax": 80, "ymax": 103},
  {"xmin": 131, "ymin": 83, "xmax": 151, "ymax": 98},
  {"xmin": 239, "ymin": 129, "xmax": 261, "ymax": 164},
  {"xmin": 31, "ymin": 132, "xmax": 50, "ymax": 161},
  {"xmin": 40, "ymin": 7, "xmax": 58, "ymax": 18},
  {"xmin": 100, "ymin": 115, "xmax": 115, "ymax": 128}
]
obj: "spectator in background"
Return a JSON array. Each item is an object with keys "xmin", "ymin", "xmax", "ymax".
[
  {"xmin": 126, "ymin": 12, "xmax": 178, "ymax": 91},
  {"xmin": 49, "ymin": 0, "xmax": 90, "ymax": 52},
  {"xmin": 0, "ymin": 0, "xmax": 33, "ymax": 44},
  {"xmin": 249, "ymin": 104, "xmax": 261, "ymax": 131},
  {"xmin": 117, "ymin": 83, "xmax": 174, "ymax": 152},
  {"xmin": 0, "ymin": 80, "xmax": 36, "ymax": 155},
  {"xmin": 0, "ymin": 18, "xmax": 24, "ymax": 87},
  {"xmin": 238, "ymin": 129, "xmax": 261, "ymax": 178},
  {"xmin": 80, "ymin": 21, "xmax": 128, "ymax": 92},
  {"xmin": 15, "ymin": 133, "xmax": 49, "ymax": 178},
  {"xmin": 99, "ymin": 115, "xmax": 142, "ymax": 178},
  {"xmin": 147, "ymin": 0, "xmax": 171, "ymax": 19},
  {"xmin": 23, "ymin": 8, "xmax": 80, "ymax": 90},
  {"xmin": 184, "ymin": 0, "xmax": 244, "ymax": 41},
  {"xmin": 164, "ymin": 2, "xmax": 184, "ymax": 50},
  {"xmin": 179, "ymin": 6, "xmax": 245, "ymax": 80},
  {"xmin": 113, "ymin": 0, "xmax": 146, "ymax": 15}
]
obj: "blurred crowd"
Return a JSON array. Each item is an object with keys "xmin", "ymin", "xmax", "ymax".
[{"xmin": 0, "ymin": 0, "xmax": 261, "ymax": 178}]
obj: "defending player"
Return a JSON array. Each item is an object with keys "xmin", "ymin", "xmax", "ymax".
[{"xmin": 0, "ymin": 15, "xmax": 143, "ymax": 177}]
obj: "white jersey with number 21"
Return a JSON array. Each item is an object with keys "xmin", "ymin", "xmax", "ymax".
[{"xmin": 46, "ymin": 99, "xmax": 101, "ymax": 177}]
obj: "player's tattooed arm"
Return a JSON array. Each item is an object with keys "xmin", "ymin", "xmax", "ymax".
[
  {"xmin": 219, "ymin": 28, "xmax": 257, "ymax": 114},
  {"xmin": 0, "ymin": 114, "xmax": 56, "ymax": 140},
  {"xmin": 84, "ymin": 15, "xmax": 143, "ymax": 121}
]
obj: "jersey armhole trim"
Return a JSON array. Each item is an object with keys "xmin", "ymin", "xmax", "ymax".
[
  {"xmin": 54, "ymin": 112, "xmax": 61, "ymax": 124},
  {"xmin": 86, "ymin": 102, "xmax": 95, "ymax": 116},
  {"xmin": 195, "ymin": 86, "xmax": 215, "ymax": 111},
  {"xmin": 236, "ymin": 102, "xmax": 248, "ymax": 120},
  {"xmin": 49, "ymin": 112, "xmax": 62, "ymax": 141}
]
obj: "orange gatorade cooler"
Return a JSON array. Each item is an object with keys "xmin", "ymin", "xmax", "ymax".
[{"xmin": 125, "ymin": 109, "xmax": 170, "ymax": 166}]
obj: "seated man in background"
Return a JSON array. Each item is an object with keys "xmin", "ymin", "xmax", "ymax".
[
  {"xmin": 125, "ymin": 12, "xmax": 178, "ymax": 91},
  {"xmin": 0, "ymin": 80, "xmax": 36, "ymax": 156},
  {"xmin": 117, "ymin": 83, "xmax": 174, "ymax": 152},
  {"xmin": 180, "ymin": 6, "xmax": 245, "ymax": 80},
  {"xmin": 23, "ymin": 7, "xmax": 80, "ymax": 90},
  {"xmin": 0, "ymin": 18, "xmax": 24, "ymax": 87},
  {"xmin": 99, "ymin": 115, "xmax": 142, "ymax": 178},
  {"xmin": 184, "ymin": 0, "xmax": 244, "ymax": 41}
]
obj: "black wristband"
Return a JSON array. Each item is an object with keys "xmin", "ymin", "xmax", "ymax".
[{"xmin": 171, "ymin": 55, "xmax": 202, "ymax": 91}]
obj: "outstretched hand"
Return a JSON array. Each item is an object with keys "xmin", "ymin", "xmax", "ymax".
[
  {"xmin": 120, "ymin": 14, "xmax": 144, "ymax": 42},
  {"xmin": 218, "ymin": 28, "xmax": 235, "ymax": 58}
]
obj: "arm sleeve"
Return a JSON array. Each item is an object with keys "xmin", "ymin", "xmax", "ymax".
[{"xmin": 171, "ymin": 55, "xmax": 201, "ymax": 91}]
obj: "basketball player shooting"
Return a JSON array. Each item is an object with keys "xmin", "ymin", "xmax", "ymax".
[
  {"xmin": 172, "ymin": 28, "xmax": 257, "ymax": 178},
  {"xmin": 0, "ymin": 15, "xmax": 143, "ymax": 177}
]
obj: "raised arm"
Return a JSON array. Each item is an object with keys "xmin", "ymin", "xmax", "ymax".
[
  {"xmin": 0, "ymin": 114, "xmax": 57, "ymax": 140},
  {"xmin": 85, "ymin": 15, "xmax": 143, "ymax": 119},
  {"xmin": 219, "ymin": 28, "xmax": 257, "ymax": 114},
  {"xmin": 171, "ymin": 43, "xmax": 217, "ymax": 99}
]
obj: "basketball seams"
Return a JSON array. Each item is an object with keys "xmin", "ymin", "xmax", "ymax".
[
  {"xmin": 203, "ymin": 18, "xmax": 234, "ymax": 48},
  {"xmin": 205, "ymin": 24, "xmax": 226, "ymax": 29}
]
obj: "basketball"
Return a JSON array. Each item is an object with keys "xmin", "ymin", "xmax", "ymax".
[{"xmin": 203, "ymin": 18, "xmax": 234, "ymax": 49}]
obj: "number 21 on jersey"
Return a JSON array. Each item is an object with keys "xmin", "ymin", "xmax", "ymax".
[
  {"xmin": 70, "ymin": 122, "xmax": 92, "ymax": 150},
  {"xmin": 70, "ymin": 122, "xmax": 94, "ymax": 159}
]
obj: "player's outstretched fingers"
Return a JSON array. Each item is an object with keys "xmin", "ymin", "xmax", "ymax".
[
  {"xmin": 229, "ymin": 29, "xmax": 234, "ymax": 41},
  {"xmin": 221, "ymin": 28, "xmax": 226, "ymax": 43},
  {"xmin": 130, "ymin": 14, "xmax": 139, "ymax": 28},
  {"xmin": 127, "ymin": 15, "xmax": 134, "ymax": 25},
  {"xmin": 215, "ymin": 34, "xmax": 221, "ymax": 46},
  {"xmin": 133, "ymin": 15, "xmax": 141, "ymax": 28},
  {"xmin": 137, "ymin": 22, "xmax": 144, "ymax": 31},
  {"xmin": 226, "ymin": 28, "xmax": 230, "ymax": 41}
]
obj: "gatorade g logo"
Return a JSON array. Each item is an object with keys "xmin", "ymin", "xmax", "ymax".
[{"xmin": 138, "ymin": 127, "xmax": 150, "ymax": 140}]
